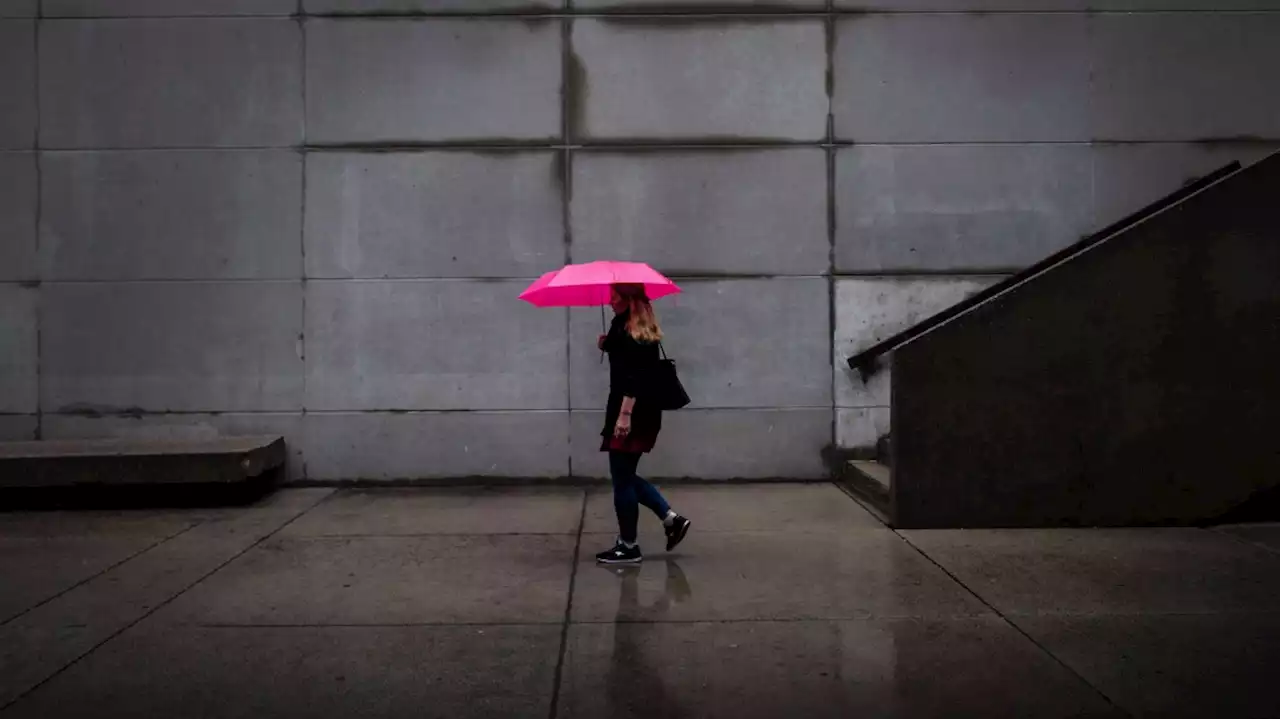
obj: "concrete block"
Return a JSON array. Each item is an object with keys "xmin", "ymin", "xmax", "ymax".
[
  {"xmin": 571, "ymin": 18, "xmax": 827, "ymax": 141},
  {"xmin": 838, "ymin": 0, "xmax": 1084, "ymax": 6},
  {"xmin": 1092, "ymin": 14, "xmax": 1280, "ymax": 141},
  {"xmin": 836, "ymin": 407, "xmax": 890, "ymax": 452},
  {"xmin": 41, "ymin": 282, "xmax": 304, "ymax": 413},
  {"xmin": 44, "ymin": 0, "xmax": 296, "ymax": 15},
  {"xmin": 0, "ymin": 416, "xmax": 35, "ymax": 441},
  {"xmin": 0, "ymin": 21, "xmax": 35, "ymax": 149},
  {"xmin": 304, "ymin": 151, "xmax": 562, "ymax": 279},
  {"xmin": 579, "ymin": 0, "xmax": 822, "ymax": 7},
  {"xmin": 305, "ymin": 0, "xmax": 557, "ymax": 11},
  {"xmin": 0, "ymin": 153, "xmax": 36, "ymax": 280},
  {"xmin": 1093, "ymin": 142, "xmax": 1280, "ymax": 229},
  {"xmin": 570, "ymin": 408, "xmax": 831, "ymax": 479},
  {"xmin": 40, "ymin": 19, "xmax": 302, "ymax": 149},
  {"xmin": 40, "ymin": 151, "xmax": 302, "ymax": 281},
  {"xmin": 569, "ymin": 279, "xmax": 831, "ymax": 410},
  {"xmin": 302, "ymin": 412, "xmax": 568, "ymax": 480},
  {"xmin": 571, "ymin": 149, "xmax": 828, "ymax": 275},
  {"xmin": 1092, "ymin": 0, "xmax": 1280, "ymax": 12},
  {"xmin": 0, "ymin": 284, "xmax": 37, "ymax": 414},
  {"xmin": 0, "ymin": 1, "xmax": 36, "ymax": 17},
  {"xmin": 43, "ymin": 413, "xmax": 306, "ymax": 480},
  {"xmin": 834, "ymin": 276, "xmax": 1000, "ymax": 408},
  {"xmin": 836, "ymin": 145, "xmax": 1096, "ymax": 273},
  {"xmin": 834, "ymin": 14, "xmax": 1091, "ymax": 142},
  {"xmin": 306, "ymin": 19, "xmax": 560, "ymax": 143},
  {"xmin": 306, "ymin": 280, "xmax": 567, "ymax": 411}
]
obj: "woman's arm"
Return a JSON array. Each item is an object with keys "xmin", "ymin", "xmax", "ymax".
[{"xmin": 615, "ymin": 395, "xmax": 636, "ymax": 437}]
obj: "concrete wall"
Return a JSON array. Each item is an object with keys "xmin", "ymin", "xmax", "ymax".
[{"xmin": 2, "ymin": 1, "xmax": 1278, "ymax": 479}]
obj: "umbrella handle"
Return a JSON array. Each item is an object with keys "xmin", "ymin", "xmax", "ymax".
[{"xmin": 600, "ymin": 306, "xmax": 606, "ymax": 364}]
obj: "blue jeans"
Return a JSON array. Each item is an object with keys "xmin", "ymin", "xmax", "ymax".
[{"xmin": 610, "ymin": 451, "xmax": 671, "ymax": 544}]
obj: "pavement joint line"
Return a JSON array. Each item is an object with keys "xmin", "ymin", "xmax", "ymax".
[
  {"xmin": 0, "ymin": 490, "xmax": 336, "ymax": 713},
  {"xmin": 1205, "ymin": 525, "xmax": 1280, "ymax": 557},
  {"xmin": 0, "ymin": 520, "xmax": 201, "ymax": 629},
  {"xmin": 892, "ymin": 530, "xmax": 1135, "ymax": 718},
  {"xmin": 547, "ymin": 489, "xmax": 588, "ymax": 719}
]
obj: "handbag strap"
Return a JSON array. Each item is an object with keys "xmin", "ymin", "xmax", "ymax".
[{"xmin": 657, "ymin": 341, "xmax": 669, "ymax": 361}]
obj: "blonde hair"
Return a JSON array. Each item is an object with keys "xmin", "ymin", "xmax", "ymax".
[{"xmin": 614, "ymin": 284, "xmax": 663, "ymax": 344}]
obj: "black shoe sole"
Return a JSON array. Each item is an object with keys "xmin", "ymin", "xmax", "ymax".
[{"xmin": 666, "ymin": 518, "xmax": 691, "ymax": 552}]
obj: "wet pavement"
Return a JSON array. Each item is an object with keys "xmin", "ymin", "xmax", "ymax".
[{"xmin": 2, "ymin": 484, "xmax": 1279, "ymax": 718}]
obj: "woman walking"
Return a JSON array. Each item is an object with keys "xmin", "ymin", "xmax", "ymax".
[{"xmin": 595, "ymin": 283, "xmax": 691, "ymax": 565}]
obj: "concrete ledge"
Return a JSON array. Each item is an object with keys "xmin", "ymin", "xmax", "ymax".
[{"xmin": 0, "ymin": 436, "xmax": 286, "ymax": 488}]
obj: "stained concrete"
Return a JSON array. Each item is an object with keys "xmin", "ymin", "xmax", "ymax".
[
  {"xmin": 1091, "ymin": 13, "xmax": 1280, "ymax": 141},
  {"xmin": 0, "ymin": 152, "xmax": 36, "ymax": 280},
  {"xmin": 569, "ymin": 408, "xmax": 831, "ymax": 480},
  {"xmin": 834, "ymin": 13, "xmax": 1091, "ymax": 143},
  {"xmin": 835, "ymin": 145, "xmax": 1095, "ymax": 273},
  {"xmin": 571, "ymin": 149, "xmax": 828, "ymax": 275},
  {"xmin": 571, "ymin": 18, "xmax": 827, "ymax": 141},
  {"xmin": 576, "ymin": 0, "xmax": 824, "ymax": 9},
  {"xmin": 305, "ymin": 19, "xmax": 560, "ymax": 143},
  {"xmin": 41, "ymin": 281, "xmax": 304, "ymax": 413},
  {"xmin": 0, "ymin": 21, "xmax": 34, "ymax": 149},
  {"xmin": 1214, "ymin": 523, "xmax": 1280, "ymax": 555},
  {"xmin": 44, "ymin": 0, "xmax": 297, "ymax": 15},
  {"xmin": 304, "ymin": 151, "xmax": 562, "ymax": 279},
  {"xmin": 305, "ymin": 0, "xmax": 558, "ymax": 11},
  {"xmin": 304, "ymin": 280, "xmax": 566, "ymax": 411},
  {"xmin": 39, "ymin": 19, "xmax": 302, "ymax": 148},
  {"xmin": 4, "ymin": 486, "xmax": 1280, "ymax": 717},
  {"xmin": 301, "ymin": 411, "xmax": 570, "ymax": 480},
  {"xmin": 40, "ymin": 150, "xmax": 303, "ymax": 281},
  {"xmin": 836, "ymin": 406, "xmax": 890, "ymax": 454},
  {"xmin": 0, "ymin": 284, "xmax": 37, "ymax": 415}
]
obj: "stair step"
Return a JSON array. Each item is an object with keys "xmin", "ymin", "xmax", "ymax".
[{"xmin": 838, "ymin": 460, "xmax": 892, "ymax": 526}]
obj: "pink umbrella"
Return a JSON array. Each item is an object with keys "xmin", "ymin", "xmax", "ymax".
[{"xmin": 518, "ymin": 261, "xmax": 681, "ymax": 308}]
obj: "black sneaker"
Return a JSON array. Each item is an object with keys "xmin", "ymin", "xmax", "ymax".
[
  {"xmin": 665, "ymin": 515, "xmax": 692, "ymax": 552},
  {"xmin": 596, "ymin": 541, "xmax": 642, "ymax": 565}
]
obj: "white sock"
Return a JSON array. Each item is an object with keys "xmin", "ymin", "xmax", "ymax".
[
  {"xmin": 662, "ymin": 510, "xmax": 677, "ymax": 527},
  {"xmin": 620, "ymin": 538, "xmax": 637, "ymax": 549}
]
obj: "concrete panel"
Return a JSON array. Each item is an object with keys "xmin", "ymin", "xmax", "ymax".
[
  {"xmin": 306, "ymin": 19, "xmax": 560, "ymax": 143},
  {"xmin": 0, "ymin": 415, "xmax": 36, "ymax": 441},
  {"xmin": 0, "ymin": 1, "xmax": 36, "ymax": 17},
  {"xmin": 572, "ymin": 19, "xmax": 827, "ymax": 141},
  {"xmin": 43, "ymin": 413, "xmax": 306, "ymax": 480},
  {"xmin": 40, "ymin": 19, "xmax": 302, "ymax": 149},
  {"xmin": 5, "ymin": 624, "xmax": 558, "ymax": 719},
  {"xmin": 1093, "ymin": 143, "xmax": 1280, "ymax": 229},
  {"xmin": 302, "ymin": 411, "xmax": 570, "ymax": 480},
  {"xmin": 571, "ymin": 149, "xmax": 827, "ymax": 275},
  {"xmin": 0, "ymin": 21, "xmax": 35, "ymax": 149},
  {"xmin": 44, "ymin": 0, "xmax": 296, "ymax": 15},
  {"xmin": 0, "ymin": 284, "xmax": 37, "ymax": 414},
  {"xmin": 836, "ymin": 145, "xmax": 1096, "ymax": 273},
  {"xmin": 304, "ymin": 151, "xmax": 562, "ymax": 279},
  {"xmin": 1093, "ymin": 14, "xmax": 1280, "ymax": 141},
  {"xmin": 561, "ymin": 619, "xmax": 1118, "ymax": 719},
  {"xmin": 305, "ymin": 280, "xmax": 566, "ymax": 411},
  {"xmin": 1095, "ymin": 0, "xmax": 1280, "ymax": 6},
  {"xmin": 40, "ymin": 150, "xmax": 302, "ymax": 281},
  {"xmin": 0, "ymin": 152, "xmax": 36, "ymax": 280},
  {"xmin": 41, "ymin": 282, "xmax": 304, "ymax": 413},
  {"xmin": 838, "ymin": 0, "xmax": 1085, "ymax": 6},
  {"xmin": 306, "ymin": 0, "xmax": 557, "ymax": 11},
  {"xmin": 572, "ymin": 530, "xmax": 989, "ymax": 621},
  {"xmin": 836, "ymin": 407, "xmax": 890, "ymax": 452},
  {"xmin": 834, "ymin": 14, "xmax": 1091, "ymax": 142},
  {"xmin": 835, "ymin": 277, "xmax": 999, "ymax": 408},
  {"xmin": 579, "ymin": 0, "xmax": 822, "ymax": 7},
  {"xmin": 155, "ymin": 534, "xmax": 576, "ymax": 624},
  {"xmin": 283, "ymin": 487, "xmax": 584, "ymax": 536},
  {"xmin": 570, "ymin": 408, "xmax": 831, "ymax": 479},
  {"xmin": 570, "ymin": 279, "xmax": 831, "ymax": 410}
]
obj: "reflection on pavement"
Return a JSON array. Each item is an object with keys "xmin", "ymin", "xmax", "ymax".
[{"xmin": 603, "ymin": 560, "xmax": 694, "ymax": 718}]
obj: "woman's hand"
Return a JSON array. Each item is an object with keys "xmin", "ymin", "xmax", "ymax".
[
  {"xmin": 597, "ymin": 334, "xmax": 607, "ymax": 351},
  {"xmin": 614, "ymin": 413, "xmax": 632, "ymax": 438}
]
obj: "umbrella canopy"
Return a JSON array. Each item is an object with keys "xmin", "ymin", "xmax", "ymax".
[{"xmin": 518, "ymin": 261, "xmax": 681, "ymax": 307}]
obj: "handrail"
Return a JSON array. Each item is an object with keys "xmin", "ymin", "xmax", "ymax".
[{"xmin": 846, "ymin": 160, "xmax": 1244, "ymax": 379}]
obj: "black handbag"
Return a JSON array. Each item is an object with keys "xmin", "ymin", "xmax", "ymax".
[{"xmin": 650, "ymin": 343, "xmax": 691, "ymax": 411}]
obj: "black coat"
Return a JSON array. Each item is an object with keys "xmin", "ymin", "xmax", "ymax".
[{"xmin": 600, "ymin": 312, "xmax": 663, "ymax": 440}]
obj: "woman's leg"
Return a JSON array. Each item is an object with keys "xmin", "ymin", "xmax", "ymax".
[
  {"xmin": 630, "ymin": 465, "xmax": 672, "ymax": 520},
  {"xmin": 609, "ymin": 451, "xmax": 642, "ymax": 544}
]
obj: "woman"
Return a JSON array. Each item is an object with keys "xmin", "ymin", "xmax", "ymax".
[{"xmin": 595, "ymin": 283, "xmax": 691, "ymax": 565}]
